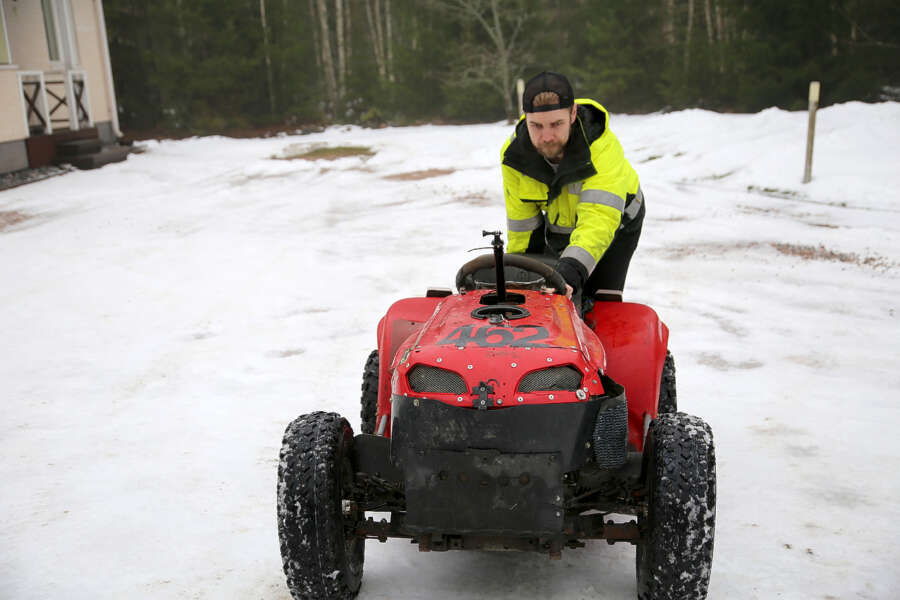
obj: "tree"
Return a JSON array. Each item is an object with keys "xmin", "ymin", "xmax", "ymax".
[{"xmin": 431, "ymin": 0, "xmax": 532, "ymax": 121}]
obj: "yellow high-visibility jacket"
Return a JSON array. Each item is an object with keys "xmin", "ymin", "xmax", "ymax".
[{"xmin": 501, "ymin": 99, "xmax": 642, "ymax": 277}]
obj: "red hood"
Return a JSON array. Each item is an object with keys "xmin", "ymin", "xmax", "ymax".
[{"xmin": 391, "ymin": 290, "xmax": 607, "ymax": 406}]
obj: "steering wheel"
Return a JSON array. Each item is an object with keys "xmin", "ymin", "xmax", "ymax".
[{"xmin": 455, "ymin": 253, "xmax": 569, "ymax": 296}]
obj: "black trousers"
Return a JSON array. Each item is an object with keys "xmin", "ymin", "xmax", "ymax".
[
  {"xmin": 583, "ymin": 201, "xmax": 644, "ymax": 297},
  {"xmin": 527, "ymin": 200, "xmax": 645, "ymax": 300}
]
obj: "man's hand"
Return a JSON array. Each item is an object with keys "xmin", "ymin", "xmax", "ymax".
[
  {"xmin": 554, "ymin": 257, "xmax": 585, "ymax": 302},
  {"xmin": 540, "ymin": 284, "xmax": 574, "ymax": 298}
]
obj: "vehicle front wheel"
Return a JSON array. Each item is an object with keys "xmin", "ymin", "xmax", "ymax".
[
  {"xmin": 636, "ymin": 412, "xmax": 716, "ymax": 600},
  {"xmin": 657, "ymin": 351, "xmax": 677, "ymax": 414},
  {"xmin": 277, "ymin": 412, "xmax": 364, "ymax": 600},
  {"xmin": 360, "ymin": 349, "xmax": 379, "ymax": 434}
]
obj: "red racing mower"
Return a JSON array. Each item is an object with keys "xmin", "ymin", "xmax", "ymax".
[{"xmin": 276, "ymin": 231, "xmax": 716, "ymax": 600}]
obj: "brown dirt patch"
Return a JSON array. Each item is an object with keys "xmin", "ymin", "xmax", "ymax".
[
  {"xmin": 771, "ymin": 243, "xmax": 894, "ymax": 270},
  {"xmin": 274, "ymin": 145, "xmax": 374, "ymax": 161},
  {"xmin": 658, "ymin": 240, "xmax": 893, "ymax": 270},
  {"xmin": 382, "ymin": 168, "xmax": 455, "ymax": 181},
  {"xmin": 697, "ymin": 352, "xmax": 763, "ymax": 371},
  {"xmin": 0, "ymin": 210, "xmax": 31, "ymax": 232},
  {"xmin": 661, "ymin": 241, "xmax": 760, "ymax": 260},
  {"xmin": 452, "ymin": 192, "xmax": 492, "ymax": 206}
]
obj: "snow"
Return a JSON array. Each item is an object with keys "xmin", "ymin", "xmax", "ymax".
[{"xmin": 2, "ymin": 102, "xmax": 900, "ymax": 599}]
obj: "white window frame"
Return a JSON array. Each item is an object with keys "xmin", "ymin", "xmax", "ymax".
[
  {"xmin": 0, "ymin": 0, "xmax": 13, "ymax": 67},
  {"xmin": 55, "ymin": 0, "xmax": 80, "ymax": 69},
  {"xmin": 41, "ymin": 0, "xmax": 62, "ymax": 67},
  {"xmin": 43, "ymin": 0, "xmax": 79, "ymax": 70}
]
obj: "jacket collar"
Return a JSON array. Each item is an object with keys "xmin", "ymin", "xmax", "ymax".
[{"xmin": 502, "ymin": 103, "xmax": 606, "ymax": 202}]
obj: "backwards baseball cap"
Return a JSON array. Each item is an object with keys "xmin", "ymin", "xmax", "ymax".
[{"xmin": 522, "ymin": 71, "xmax": 574, "ymax": 113}]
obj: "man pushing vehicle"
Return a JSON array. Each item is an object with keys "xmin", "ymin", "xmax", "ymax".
[
  {"xmin": 502, "ymin": 71, "xmax": 644, "ymax": 303},
  {"xmin": 277, "ymin": 72, "xmax": 715, "ymax": 600}
]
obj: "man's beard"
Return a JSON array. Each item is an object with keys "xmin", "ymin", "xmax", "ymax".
[{"xmin": 536, "ymin": 141, "xmax": 565, "ymax": 162}]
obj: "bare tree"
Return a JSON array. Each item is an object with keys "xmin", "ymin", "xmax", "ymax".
[
  {"xmin": 386, "ymin": 0, "xmax": 395, "ymax": 82},
  {"xmin": 684, "ymin": 0, "xmax": 696, "ymax": 72},
  {"xmin": 703, "ymin": 0, "xmax": 714, "ymax": 44},
  {"xmin": 315, "ymin": 0, "xmax": 338, "ymax": 116},
  {"xmin": 308, "ymin": 0, "xmax": 323, "ymax": 72},
  {"xmin": 336, "ymin": 0, "xmax": 346, "ymax": 99},
  {"xmin": 260, "ymin": 0, "xmax": 276, "ymax": 114},
  {"xmin": 432, "ymin": 0, "xmax": 531, "ymax": 121},
  {"xmin": 364, "ymin": 0, "xmax": 387, "ymax": 80},
  {"xmin": 714, "ymin": 0, "xmax": 727, "ymax": 73},
  {"xmin": 662, "ymin": 0, "xmax": 676, "ymax": 45},
  {"xmin": 345, "ymin": 0, "xmax": 352, "ymax": 69}
]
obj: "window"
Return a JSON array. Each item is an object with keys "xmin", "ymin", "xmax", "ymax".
[
  {"xmin": 0, "ymin": 0, "xmax": 11, "ymax": 64},
  {"xmin": 42, "ymin": 0, "xmax": 60, "ymax": 62},
  {"xmin": 42, "ymin": 0, "xmax": 79, "ymax": 67}
]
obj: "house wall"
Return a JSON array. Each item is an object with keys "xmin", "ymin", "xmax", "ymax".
[
  {"xmin": 0, "ymin": 69, "xmax": 27, "ymax": 142},
  {"xmin": 0, "ymin": 68, "xmax": 28, "ymax": 171},
  {"xmin": 71, "ymin": 0, "xmax": 113, "ymax": 126}
]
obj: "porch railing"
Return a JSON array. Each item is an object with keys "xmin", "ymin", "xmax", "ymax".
[
  {"xmin": 18, "ymin": 69, "xmax": 93, "ymax": 136},
  {"xmin": 18, "ymin": 71, "xmax": 52, "ymax": 135}
]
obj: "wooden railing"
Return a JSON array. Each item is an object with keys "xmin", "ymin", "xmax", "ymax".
[
  {"xmin": 18, "ymin": 71, "xmax": 51, "ymax": 135},
  {"xmin": 17, "ymin": 69, "xmax": 93, "ymax": 135}
]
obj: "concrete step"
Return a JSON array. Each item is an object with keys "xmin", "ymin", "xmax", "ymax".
[
  {"xmin": 64, "ymin": 145, "xmax": 131, "ymax": 170},
  {"xmin": 56, "ymin": 137, "xmax": 102, "ymax": 157}
]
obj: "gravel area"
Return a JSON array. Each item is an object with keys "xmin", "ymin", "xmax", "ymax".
[{"xmin": 0, "ymin": 165, "xmax": 74, "ymax": 192}]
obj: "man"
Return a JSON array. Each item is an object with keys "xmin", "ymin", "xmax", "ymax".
[{"xmin": 501, "ymin": 71, "xmax": 644, "ymax": 303}]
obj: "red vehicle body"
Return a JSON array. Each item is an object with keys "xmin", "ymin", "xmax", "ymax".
[
  {"xmin": 276, "ymin": 248, "xmax": 716, "ymax": 600},
  {"xmin": 374, "ymin": 291, "xmax": 669, "ymax": 451}
]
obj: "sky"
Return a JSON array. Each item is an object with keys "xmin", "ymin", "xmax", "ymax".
[{"xmin": 1, "ymin": 101, "xmax": 899, "ymax": 599}]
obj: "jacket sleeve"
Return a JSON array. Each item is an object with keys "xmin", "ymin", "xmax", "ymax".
[
  {"xmin": 502, "ymin": 164, "xmax": 542, "ymax": 255},
  {"xmin": 562, "ymin": 130, "xmax": 633, "ymax": 274}
]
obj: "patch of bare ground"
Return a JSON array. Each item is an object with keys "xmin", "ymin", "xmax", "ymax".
[
  {"xmin": 273, "ymin": 144, "xmax": 374, "ymax": 161},
  {"xmin": 0, "ymin": 210, "xmax": 31, "ymax": 232},
  {"xmin": 697, "ymin": 352, "xmax": 763, "ymax": 371},
  {"xmin": 807, "ymin": 223, "xmax": 839, "ymax": 229},
  {"xmin": 268, "ymin": 348, "xmax": 306, "ymax": 358},
  {"xmin": 658, "ymin": 240, "xmax": 892, "ymax": 270},
  {"xmin": 746, "ymin": 185, "xmax": 803, "ymax": 199},
  {"xmin": 661, "ymin": 241, "xmax": 760, "ymax": 260},
  {"xmin": 451, "ymin": 192, "xmax": 491, "ymax": 206},
  {"xmin": 382, "ymin": 168, "xmax": 455, "ymax": 181},
  {"xmin": 318, "ymin": 166, "xmax": 376, "ymax": 176},
  {"xmin": 771, "ymin": 243, "xmax": 894, "ymax": 270},
  {"xmin": 230, "ymin": 171, "xmax": 296, "ymax": 186},
  {"xmin": 738, "ymin": 204, "xmax": 839, "ymax": 229}
]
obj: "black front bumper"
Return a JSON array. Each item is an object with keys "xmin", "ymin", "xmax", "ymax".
[{"xmin": 389, "ymin": 395, "xmax": 605, "ymax": 536}]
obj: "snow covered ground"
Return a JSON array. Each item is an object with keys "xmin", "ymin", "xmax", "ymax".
[{"xmin": 2, "ymin": 102, "xmax": 899, "ymax": 599}]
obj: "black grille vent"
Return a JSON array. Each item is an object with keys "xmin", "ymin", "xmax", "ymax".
[
  {"xmin": 408, "ymin": 365, "xmax": 468, "ymax": 394},
  {"xmin": 518, "ymin": 366, "xmax": 582, "ymax": 392}
]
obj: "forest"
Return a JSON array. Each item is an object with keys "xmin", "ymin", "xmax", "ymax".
[{"xmin": 103, "ymin": 0, "xmax": 900, "ymax": 134}]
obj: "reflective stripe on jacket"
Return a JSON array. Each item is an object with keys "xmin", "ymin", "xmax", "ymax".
[{"xmin": 501, "ymin": 99, "xmax": 641, "ymax": 275}]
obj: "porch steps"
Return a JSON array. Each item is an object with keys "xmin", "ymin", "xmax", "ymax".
[
  {"xmin": 56, "ymin": 138, "xmax": 102, "ymax": 157},
  {"xmin": 54, "ymin": 137, "xmax": 130, "ymax": 170}
]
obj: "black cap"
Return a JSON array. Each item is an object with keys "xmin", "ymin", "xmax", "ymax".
[{"xmin": 522, "ymin": 71, "xmax": 574, "ymax": 113}]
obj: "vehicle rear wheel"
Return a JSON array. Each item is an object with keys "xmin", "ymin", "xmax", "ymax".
[
  {"xmin": 657, "ymin": 351, "xmax": 677, "ymax": 414},
  {"xmin": 277, "ymin": 412, "xmax": 364, "ymax": 600},
  {"xmin": 636, "ymin": 412, "xmax": 716, "ymax": 600},
  {"xmin": 360, "ymin": 349, "xmax": 379, "ymax": 434}
]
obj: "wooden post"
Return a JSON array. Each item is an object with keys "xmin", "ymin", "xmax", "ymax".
[
  {"xmin": 516, "ymin": 78, "xmax": 524, "ymax": 117},
  {"xmin": 803, "ymin": 81, "xmax": 820, "ymax": 184}
]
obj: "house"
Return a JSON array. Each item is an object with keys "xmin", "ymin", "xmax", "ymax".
[{"xmin": 1, "ymin": 0, "xmax": 127, "ymax": 175}]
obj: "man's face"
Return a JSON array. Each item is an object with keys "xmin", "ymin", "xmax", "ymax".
[{"xmin": 525, "ymin": 105, "xmax": 577, "ymax": 162}]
